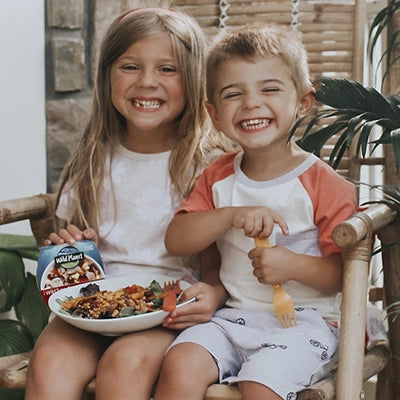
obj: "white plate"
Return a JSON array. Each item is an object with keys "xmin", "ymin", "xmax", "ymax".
[{"xmin": 48, "ymin": 274, "xmax": 193, "ymax": 336}]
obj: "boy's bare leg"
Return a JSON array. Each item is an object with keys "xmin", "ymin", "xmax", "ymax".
[
  {"xmin": 239, "ymin": 381, "xmax": 282, "ymax": 400},
  {"xmin": 153, "ymin": 342, "xmax": 219, "ymax": 400},
  {"xmin": 96, "ymin": 328, "xmax": 177, "ymax": 400},
  {"xmin": 25, "ymin": 317, "xmax": 108, "ymax": 400}
]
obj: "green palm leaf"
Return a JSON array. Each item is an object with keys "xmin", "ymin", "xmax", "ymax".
[
  {"xmin": 295, "ymin": 120, "xmax": 347, "ymax": 156},
  {"xmin": 292, "ymin": 77, "xmax": 400, "ymax": 170},
  {"xmin": 0, "ymin": 320, "xmax": 34, "ymax": 355},
  {"xmin": 14, "ymin": 273, "xmax": 50, "ymax": 342},
  {"xmin": 0, "ymin": 250, "xmax": 26, "ymax": 312},
  {"xmin": 368, "ymin": 5, "xmax": 389, "ymax": 63},
  {"xmin": 357, "ymin": 122, "xmax": 379, "ymax": 158},
  {"xmin": 391, "ymin": 129, "xmax": 400, "ymax": 172},
  {"xmin": 368, "ymin": 0, "xmax": 400, "ymax": 85},
  {"xmin": 0, "ymin": 234, "xmax": 38, "ymax": 261},
  {"xmin": 329, "ymin": 133, "xmax": 348, "ymax": 169}
]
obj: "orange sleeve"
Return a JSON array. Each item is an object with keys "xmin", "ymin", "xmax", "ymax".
[
  {"xmin": 299, "ymin": 160, "xmax": 358, "ymax": 256},
  {"xmin": 177, "ymin": 152, "xmax": 237, "ymax": 214}
]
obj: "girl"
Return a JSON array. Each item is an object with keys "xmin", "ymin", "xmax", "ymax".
[{"xmin": 25, "ymin": 8, "xmax": 229, "ymax": 400}]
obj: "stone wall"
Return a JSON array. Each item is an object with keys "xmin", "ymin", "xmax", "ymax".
[{"xmin": 45, "ymin": 0, "xmax": 168, "ymax": 191}]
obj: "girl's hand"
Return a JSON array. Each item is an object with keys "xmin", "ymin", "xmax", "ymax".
[
  {"xmin": 43, "ymin": 224, "xmax": 99, "ymax": 246},
  {"xmin": 231, "ymin": 206, "xmax": 288, "ymax": 239},
  {"xmin": 248, "ymin": 244, "xmax": 296, "ymax": 284},
  {"xmin": 162, "ymin": 281, "xmax": 224, "ymax": 330}
]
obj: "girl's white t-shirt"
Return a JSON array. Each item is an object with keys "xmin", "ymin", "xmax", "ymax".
[{"xmin": 57, "ymin": 142, "xmax": 199, "ymax": 280}]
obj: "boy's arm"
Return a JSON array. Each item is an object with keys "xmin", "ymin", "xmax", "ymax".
[
  {"xmin": 165, "ymin": 208, "xmax": 233, "ymax": 256},
  {"xmin": 166, "ymin": 206, "xmax": 288, "ymax": 256},
  {"xmin": 249, "ymin": 246, "xmax": 343, "ymax": 293},
  {"xmin": 288, "ymin": 252, "xmax": 343, "ymax": 293}
]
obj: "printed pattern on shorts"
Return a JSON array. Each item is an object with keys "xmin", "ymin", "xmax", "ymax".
[{"xmin": 168, "ymin": 307, "xmax": 339, "ymax": 399}]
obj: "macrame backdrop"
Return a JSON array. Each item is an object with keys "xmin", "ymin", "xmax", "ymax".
[
  {"xmin": 291, "ymin": 0, "xmax": 300, "ymax": 31},
  {"xmin": 218, "ymin": 0, "xmax": 301, "ymax": 31},
  {"xmin": 218, "ymin": 0, "xmax": 230, "ymax": 30}
]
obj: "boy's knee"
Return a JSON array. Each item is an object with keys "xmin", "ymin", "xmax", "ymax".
[{"xmin": 164, "ymin": 343, "xmax": 211, "ymax": 376}]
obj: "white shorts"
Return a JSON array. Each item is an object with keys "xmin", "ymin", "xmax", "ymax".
[{"xmin": 168, "ymin": 307, "xmax": 339, "ymax": 399}]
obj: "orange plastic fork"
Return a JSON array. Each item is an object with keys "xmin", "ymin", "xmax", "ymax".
[
  {"xmin": 162, "ymin": 280, "xmax": 181, "ymax": 312},
  {"xmin": 254, "ymin": 236, "xmax": 297, "ymax": 328}
]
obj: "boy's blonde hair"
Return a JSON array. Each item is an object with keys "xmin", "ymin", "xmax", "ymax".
[
  {"xmin": 206, "ymin": 23, "xmax": 312, "ymax": 104},
  {"xmin": 56, "ymin": 8, "xmax": 226, "ymax": 231}
]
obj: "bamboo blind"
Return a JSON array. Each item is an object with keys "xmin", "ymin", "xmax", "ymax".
[{"xmin": 174, "ymin": 0, "xmax": 361, "ymax": 81}]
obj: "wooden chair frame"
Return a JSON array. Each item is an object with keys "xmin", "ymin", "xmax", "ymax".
[{"xmin": 0, "ymin": 194, "xmax": 397, "ymax": 400}]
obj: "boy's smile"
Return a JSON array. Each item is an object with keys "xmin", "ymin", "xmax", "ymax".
[
  {"xmin": 207, "ymin": 56, "xmax": 302, "ymax": 154},
  {"xmin": 240, "ymin": 118, "xmax": 271, "ymax": 131}
]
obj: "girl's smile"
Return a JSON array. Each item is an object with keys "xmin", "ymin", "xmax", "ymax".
[
  {"xmin": 111, "ymin": 33, "xmax": 185, "ymax": 151},
  {"xmin": 131, "ymin": 98, "xmax": 164, "ymax": 110}
]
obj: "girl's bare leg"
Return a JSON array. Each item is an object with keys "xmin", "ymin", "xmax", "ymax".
[
  {"xmin": 96, "ymin": 327, "xmax": 177, "ymax": 400},
  {"xmin": 153, "ymin": 342, "xmax": 219, "ymax": 400},
  {"xmin": 25, "ymin": 317, "xmax": 109, "ymax": 400},
  {"xmin": 239, "ymin": 381, "xmax": 282, "ymax": 400}
]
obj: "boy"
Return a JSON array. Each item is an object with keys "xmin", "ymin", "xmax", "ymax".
[{"xmin": 153, "ymin": 23, "xmax": 357, "ymax": 400}]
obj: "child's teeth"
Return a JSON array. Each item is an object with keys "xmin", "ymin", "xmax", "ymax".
[{"xmin": 241, "ymin": 119, "xmax": 270, "ymax": 129}]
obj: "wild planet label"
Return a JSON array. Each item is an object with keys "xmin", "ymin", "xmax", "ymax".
[{"xmin": 37, "ymin": 240, "xmax": 105, "ymax": 305}]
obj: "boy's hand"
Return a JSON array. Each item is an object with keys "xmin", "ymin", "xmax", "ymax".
[
  {"xmin": 44, "ymin": 224, "xmax": 99, "ymax": 246},
  {"xmin": 162, "ymin": 281, "xmax": 224, "ymax": 330},
  {"xmin": 248, "ymin": 245, "xmax": 295, "ymax": 284},
  {"xmin": 231, "ymin": 206, "xmax": 288, "ymax": 238}
]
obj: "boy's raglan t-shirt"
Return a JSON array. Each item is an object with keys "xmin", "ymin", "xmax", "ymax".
[{"xmin": 177, "ymin": 151, "xmax": 358, "ymax": 320}]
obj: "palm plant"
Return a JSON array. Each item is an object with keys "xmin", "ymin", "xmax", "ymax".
[
  {"xmin": 289, "ymin": 77, "xmax": 400, "ymax": 170},
  {"xmin": 368, "ymin": 0, "xmax": 400, "ymax": 87}
]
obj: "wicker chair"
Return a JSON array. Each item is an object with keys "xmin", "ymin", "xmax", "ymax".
[
  {"xmin": 2, "ymin": 0, "xmax": 398, "ymax": 398},
  {"xmin": 0, "ymin": 193, "xmax": 396, "ymax": 400}
]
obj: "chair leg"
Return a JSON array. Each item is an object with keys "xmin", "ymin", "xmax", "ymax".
[
  {"xmin": 336, "ymin": 242, "xmax": 371, "ymax": 400},
  {"xmin": 379, "ymin": 223, "xmax": 400, "ymax": 398},
  {"xmin": 375, "ymin": 362, "xmax": 393, "ymax": 400}
]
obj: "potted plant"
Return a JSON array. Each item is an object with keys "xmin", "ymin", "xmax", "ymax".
[{"xmin": 0, "ymin": 234, "xmax": 50, "ymax": 400}]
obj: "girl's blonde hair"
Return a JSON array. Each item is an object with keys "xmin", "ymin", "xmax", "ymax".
[
  {"xmin": 56, "ymin": 8, "xmax": 227, "ymax": 231},
  {"xmin": 206, "ymin": 23, "xmax": 313, "ymax": 103}
]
